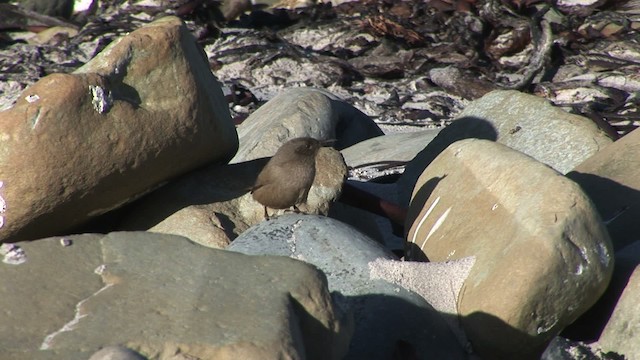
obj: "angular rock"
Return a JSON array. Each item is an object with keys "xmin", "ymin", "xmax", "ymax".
[
  {"xmin": 119, "ymin": 146, "xmax": 347, "ymax": 247},
  {"xmin": 405, "ymin": 138, "xmax": 614, "ymax": 359},
  {"xmin": 232, "ymin": 87, "xmax": 383, "ymax": 163},
  {"xmin": 397, "ymin": 90, "xmax": 612, "ymax": 206},
  {"xmin": 567, "ymin": 126, "xmax": 640, "ymax": 251},
  {"xmin": 229, "ymin": 214, "xmax": 468, "ymax": 360},
  {"xmin": 597, "ymin": 263, "xmax": 640, "ymax": 357},
  {"xmin": 0, "ymin": 16, "xmax": 238, "ymax": 242},
  {"xmin": 0, "ymin": 232, "xmax": 350, "ymax": 360}
]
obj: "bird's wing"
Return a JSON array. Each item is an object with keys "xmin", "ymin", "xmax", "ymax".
[{"xmin": 252, "ymin": 161, "xmax": 290, "ymax": 193}]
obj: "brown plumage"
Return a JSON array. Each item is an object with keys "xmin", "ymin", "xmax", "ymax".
[{"xmin": 251, "ymin": 137, "xmax": 322, "ymax": 220}]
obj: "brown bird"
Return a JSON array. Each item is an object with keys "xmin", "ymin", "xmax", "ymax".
[{"xmin": 251, "ymin": 137, "xmax": 322, "ymax": 220}]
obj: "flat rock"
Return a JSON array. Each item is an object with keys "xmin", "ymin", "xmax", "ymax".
[
  {"xmin": 119, "ymin": 146, "xmax": 347, "ymax": 247},
  {"xmin": 231, "ymin": 87, "xmax": 383, "ymax": 163},
  {"xmin": 567, "ymin": 126, "xmax": 640, "ymax": 251},
  {"xmin": 0, "ymin": 232, "xmax": 350, "ymax": 359},
  {"xmin": 405, "ymin": 138, "xmax": 614, "ymax": 359},
  {"xmin": 229, "ymin": 214, "xmax": 468, "ymax": 360},
  {"xmin": 340, "ymin": 129, "xmax": 441, "ymax": 168},
  {"xmin": 397, "ymin": 90, "xmax": 612, "ymax": 206},
  {"xmin": 0, "ymin": 16, "xmax": 238, "ymax": 242}
]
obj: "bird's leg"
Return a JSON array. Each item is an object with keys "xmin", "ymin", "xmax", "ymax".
[
  {"xmin": 292, "ymin": 205, "xmax": 301, "ymax": 213},
  {"xmin": 263, "ymin": 206, "xmax": 271, "ymax": 221}
]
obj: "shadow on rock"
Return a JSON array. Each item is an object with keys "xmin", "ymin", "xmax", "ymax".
[
  {"xmin": 567, "ymin": 171, "xmax": 640, "ymax": 251},
  {"xmin": 561, "ymin": 249, "xmax": 638, "ymax": 342},
  {"xmin": 73, "ymin": 158, "xmax": 268, "ymax": 234},
  {"xmin": 398, "ymin": 117, "xmax": 497, "ymax": 206},
  {"xmin": 463, "ymin": 311, "xmax": 545, "ymax": 360},
  {"xmin": 341, "ymin": 293, "xmax": 467, "ymax": 360}
]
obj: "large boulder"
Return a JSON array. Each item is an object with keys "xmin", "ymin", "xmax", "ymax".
[
  {"xmin": 0, "ymin": 232, "xmax": 350, "ymax": 359},
  {"xmin": 229, "ymin": 214, "xmax": 468, "ymax": 359},
  {"xmin": 0, "ymin": 16, "xmax": 237, "ymax": 242},
  {"xmin": 405, "ymin": 138, "xmax": 614, "ymax": 359},
  {"xmin": 397, "ymin": 90, "xmax": 612, "ymax": 206},
  {"xmin": 452, "ymin": 90, "xmax": 612, "ymax": 174},
  {"xmin": 232, "ymin": 87, "xmax": 383, "ymax": 162}
]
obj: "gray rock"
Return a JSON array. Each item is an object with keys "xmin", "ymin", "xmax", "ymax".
[
  {"xmin": 0, "ymin": 16, "xmax": 238, "ymax": 243},
  {"xmin": 341, "ymin": 128, "xmax": 441, "ymax": 169},
  {"xmin": 232, "ymin": 87, "xmax": 383, "ymax": 163},
  {"xmin": 397, "ymin": 90, "xmax": 612, "ymax": 206},
  {"xmin": 88, "ymin": 346, "xmax": 146, "ymax": 360},
  {"xmin": 455, "ymin": 90, "xmax": 612, "ymax": 174},
  {"xmin": 0, "ymin": 232, "xmax": 350, "ymax": 359},
  {"xmin": 405, "ymin": 138, "xmax": 614, "ymax": 359},
  {"xmin": 229, "ymin": 214, "xmax": 467, "ymax": 360}
]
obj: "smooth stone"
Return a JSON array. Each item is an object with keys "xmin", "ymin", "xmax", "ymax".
[
  {"xmin": 229, "ymin": 214, "xmax": 468, "ymax": 360},
  {"xmin": 0, "ymin": 16, "xmax": 238, "ymax": 243},
  {"xmin": 397, "ymin": 89, "xmax": 612, "ymax": 206},
  {"xmin": 341, "ymin": 129, "xmax": 441, "ymax": 168},
  {"xmin": 455, "ymin": 90, "xmax": 612, "ymax": 174},
  {"xmin": 405, "ymin": 138, "xmax": 614, "ymax": 359},
  {"xmin": 232, "ymin": 87, "xmax": 383, "ymax": 163},
  {"xmin": 0, "ymin": 232, "xmax": 350, "ymax": 359},
  {"xmin": 88, "ymin": 346, "xmax": 146, "ymax": 360}
]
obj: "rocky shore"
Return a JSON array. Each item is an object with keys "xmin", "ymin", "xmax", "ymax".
[{"xmin": 1, "ymin": 2, "xmax": 639, "ymax": 360}]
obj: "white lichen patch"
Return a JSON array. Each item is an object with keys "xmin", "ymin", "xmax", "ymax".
[
  {"xmin": 0, "ymin": 243, "xmax": 26, "ymax": 265},
  {"xmin": 90, "ymin": 85, "xmax": 113, "ymax": 114},
  {"xmin": 25, "ymin": 94, "xmax": 40, "ymax": 103},
  {"xmin": 423, "ymin": 207, "xmax": 451, "ymax": 252}
]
